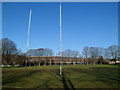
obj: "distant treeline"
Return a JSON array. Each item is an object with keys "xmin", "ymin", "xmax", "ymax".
[{"xmin": 1, "ymin": 38, "xmax": 120, "ymax": 66}]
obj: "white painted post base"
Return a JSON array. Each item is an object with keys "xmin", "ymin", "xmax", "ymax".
[
  {"xmin": 44, "ymin": 62, "xmax": 46, "ymax": 66},
  {"xmin": 67, "ymin": 62, "xmax": 69, "ymax": 65},
  {"xmin": 60, "ymin": 66, "xmax": 62, "ymax": 76},
  {"xmin": 39, "ymin": 62, "xmax": 41, "ymax": 66},
  {"xmin": 87, "ymin": 62, "xmax": 88, "ymax": 65},
  {"xmin": 73, "ymin": 62, "xmax": 76, "ymax": 65}
]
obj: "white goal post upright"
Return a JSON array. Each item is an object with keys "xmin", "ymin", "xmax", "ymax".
[
  {"xmin": 60, "ymin": 2, "xmax": 62, "ymax": 76},
  {"xmin": 25, "ymin": 9, "xmax": 32, "ymax": 69}
]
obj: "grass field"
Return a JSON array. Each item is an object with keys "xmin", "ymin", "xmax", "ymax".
[{"xmin": 2, "ymin": 65, "xmax": 120, "ymax": 89}]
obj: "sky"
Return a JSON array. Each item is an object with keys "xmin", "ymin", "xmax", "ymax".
[{"xmin": 3, "ymin": 2, "xmax": 118, "ymax": 55}]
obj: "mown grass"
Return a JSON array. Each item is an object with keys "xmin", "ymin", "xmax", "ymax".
[{"xmin": 2, "ymin": 65, "xmax": 120, "ymax": 89}]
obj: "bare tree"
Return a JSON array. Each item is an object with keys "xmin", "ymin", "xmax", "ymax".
[
  {"xmin": 63, "ymin": 49, "xmax": 72, "ymax": 57},
  {"xmin": 82, "ymin": 46, "xmax": 89, "ymax": 59},
  {"xmin": 2, "ymin": 38, "xmax": 18, "ymax": 66},
  {"xmin": 2, "ymin": 38, "xmax": 17, "ymax": 55},
  {"xmin": 26, "ymin": 48, "xmax": 54, "ymax": 66},
  {"xmin": 89, "ymin": 47, "xmax": 99, "ymax": 65},
  {"xmin": 98, "ymin": 56, "xmax": 103, "ymax": 64},
  {"xmin": 82, "ymin": 46, "xmax": 89, "ymax": 65},
  {"xmin": 57, "ymin": 49, "xmax": 80, "ymax": 65},
  {"xmin": 26, "ymin": 48, "xmax": 53, "ymax": 56},
  {"xmin": 103, "ymin": 48, "xmax": 109, "ymax": 59},
  {"xmin": 58, "ymin": 49, "xmax": 80, "ymax": 57},
  {"xmin": 118, "ymin": 46, "xmax": 120, "ymax": 60},
  {"xmin": 89, "ymin": 47, "xmax": 98, "ymax": 58},
  {"xmin": 108, "ymin": 45, "xmax": 119, "ymax": 59},
  {"xmin": 44, "ymin": 48, "xmax": 54, "ymax": 56}
]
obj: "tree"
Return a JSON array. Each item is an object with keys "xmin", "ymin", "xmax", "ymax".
[
  {"xmin": 57, "ymin": 49, "xmax": 80, "ymax": 65},
  {"xmin": 44, "ymin": 48, "xmax": 54, "ymax": 56},
  {"xmin": 98, "ymin": 56, "xmax": 103, "ymax": 64},
  {"xmin": 89, "ymin": 47, "xmax": 99, "ymax": 59},
  {"xmin": 57, "ymin": 49, "xmax": 80, "ymax": 58},
  {"xmin": 118, "ymin": 45, "xmax": 120, "ymax": 59},
  {"xmin": 2, "ymin": 38, "xmax": 17, "ymax": 55},
  {"xmin": 26, "ymin": 48, "xmax": 54, "ymax": 56},
  {"xmin": 103, "ymin": 48, "xmax": 109, "ymax": 59},
  {"xmin": 82, "ymin": 46, "xmax": 90, "ymax": 65},
  {"xmin": 12, "ymin": 54, "xmax": 27, "ymax": 66},
  {"xmin": 25, "ymin": 48, "xmax": 54, "ymax": 66},
  {"xmin": 89, "ymin": 47, "xmax": 99, "ymax": 65},
  {"xmin": 82, "ymin": 46, "xmax": 89, "ymax": 59},
  {"xmin": 2, "ymin": 38, "xmax": 18, "ymax": 66},
  {"xmin": 108, "ymin": 45, "xmax": 119, "ymax": 59}
]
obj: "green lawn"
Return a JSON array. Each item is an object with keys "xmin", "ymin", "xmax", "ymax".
[{"xmin": 2, "ymin": 65, "xmax": 120, "ymax": 89}]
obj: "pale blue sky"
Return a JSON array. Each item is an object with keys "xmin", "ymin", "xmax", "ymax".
[{"xmin": 3, "ymin": 2, "xmax": 118, "ymax": 55}]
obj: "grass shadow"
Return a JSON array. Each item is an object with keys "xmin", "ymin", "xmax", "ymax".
[
  {"xmin": 54, "ymin": 70, "xmax": 75, "ymax": 90},
  {"xmin": 3, "ymin": 70, "xmax": 40, "ymax": 85}
]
